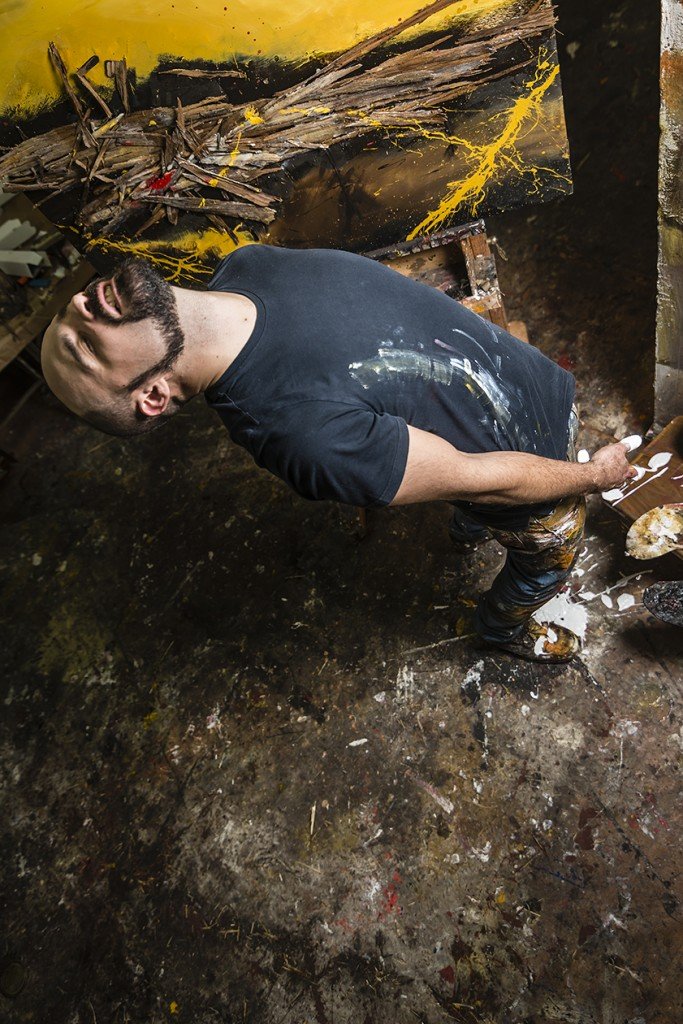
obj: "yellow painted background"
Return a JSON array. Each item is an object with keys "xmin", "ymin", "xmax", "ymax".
[{"xmin": 1, "ymin": 0, "xmax": 517, "ymax": 114}]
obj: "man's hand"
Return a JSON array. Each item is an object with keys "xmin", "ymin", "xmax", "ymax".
[{"xmin": 586, "ymin": 441, "xmax": 638, "ymax": 492}]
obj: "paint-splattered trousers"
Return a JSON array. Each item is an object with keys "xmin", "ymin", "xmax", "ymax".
[{"xmin": 450, "ymin": 408, "xmax": 586, "ymax": 643}]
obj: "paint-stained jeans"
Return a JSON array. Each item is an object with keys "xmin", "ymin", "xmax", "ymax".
[{"xmin": 450, "ymin": 407, "xmax": 586, "ymax": 643}]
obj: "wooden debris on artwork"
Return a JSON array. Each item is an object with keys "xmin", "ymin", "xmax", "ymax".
[{"xmin": 0, "ymin": 3, "xmax": 560, "ymax": 241}]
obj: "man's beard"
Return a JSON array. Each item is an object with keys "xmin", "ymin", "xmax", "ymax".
[{"xmin": 81, "ymin": 258, "xmax": 173, "ymax": 327}]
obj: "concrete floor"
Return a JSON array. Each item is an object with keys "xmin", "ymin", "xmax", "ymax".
[{"xmin": 1, "ymin": 1, "xmax": 681, "ymax": 1022}]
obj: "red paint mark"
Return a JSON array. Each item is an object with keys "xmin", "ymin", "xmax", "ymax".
[
  {"xmin": 332, "ymin": 917, "xmax": 354, "ymax": 933},
  {"xmin": 146, "ymin": 171, "xmax": 174, "ymax": 191},
  {"xmin": 627, "ymin": 813, "xmax": 639, "ymax": 829},
  {"xmin": 378, "ymin": 869, "xmax": 402, "ymax": 919},
  {"xmin": 439, "ymin": 965, "xmax": 455, "ymax": 986},
  {"xmin": 557, "ymin": 353, "xmax": 576, "ymax": 371}
]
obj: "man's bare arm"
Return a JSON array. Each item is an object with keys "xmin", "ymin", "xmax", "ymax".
[{"xmin": 390, "ymin": 426, "xmax": 637, "ymax": 506}]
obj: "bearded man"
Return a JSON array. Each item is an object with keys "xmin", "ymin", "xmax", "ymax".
[{"xmin": 41, "ymin": 245, "xmax": 635, "ymax": 662}]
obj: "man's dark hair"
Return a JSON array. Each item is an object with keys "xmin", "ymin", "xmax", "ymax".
[{"xmin": 82, "ymin": 395, "xmax": 186, "ymax": 437}]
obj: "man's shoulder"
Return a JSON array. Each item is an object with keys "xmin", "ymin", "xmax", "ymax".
[{"xmin": 207, "ymin": 243, "xmax": 268, "ymax": 290}]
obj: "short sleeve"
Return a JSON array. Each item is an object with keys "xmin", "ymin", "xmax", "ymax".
[{"xmin": 258, "ymin": 401, "xmax": 409, "ymax": 507}]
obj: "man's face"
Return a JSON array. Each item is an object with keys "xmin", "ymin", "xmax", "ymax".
[{"xmin": 41, "ymin": 261, "xmax": 175, "ymax": 421}]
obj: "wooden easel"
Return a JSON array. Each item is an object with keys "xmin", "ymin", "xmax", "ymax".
[{"xmin": 366, "ymin": 218, "xmax": 511, "ymax": 333}]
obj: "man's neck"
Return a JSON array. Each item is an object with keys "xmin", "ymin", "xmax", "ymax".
[{"xmin": 170, "ymin": 285, "xmax": 259, "ymax": 397}]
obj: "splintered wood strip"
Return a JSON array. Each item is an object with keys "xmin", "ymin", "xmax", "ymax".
[
  {"xmin": 134, "ymin": 205, "xmax": 166, "ymax": 235},
  {"xmin": 159, "ymin": 68, "xmax": 247, "ymax": 78},
  {"xmin": 2, "ymin": 4, "xmax": 557, "ymax": 235},
  {"xmin": 137, "ymin": 194, "xmax": 276, "ymax": 222},
  {"xmin": 48, "ymin": 41, "xmax": 87, "ymax": 121},
  {"xmin": 87, "ymin": 139, "xmax": 110, "ymax": 182},
  {"xmin": 173, "ymin": 158, "xmax": 277, "ymax": 205},
  {"xmin": 75, "ymin": 55, "xmax": 113, "ymax": 120},
  {"xmin": 114, "ymin": 58, "xmax": 131, "ymax": 114},
  {"xmin": 289, "ymin": 0, "xmax": 463, "ymax": 78}
]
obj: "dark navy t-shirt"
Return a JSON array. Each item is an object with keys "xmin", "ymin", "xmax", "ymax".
[{"xmin": 204, "ymin": 244, "xmax": 575, "ymax": 524}]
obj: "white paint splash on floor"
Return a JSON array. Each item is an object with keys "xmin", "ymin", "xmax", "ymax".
[
  {"xmin": 395, "ymin": 665, "xmax": 418, "ymax": 703},
  {"xmin": 532, "ymin": 590, "xmax": 589, "ymax": 640}
]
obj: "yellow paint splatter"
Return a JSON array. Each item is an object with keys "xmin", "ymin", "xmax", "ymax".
[
  {"xmin": 406, "ymin": 53, "xmax": 569, "ymax": 240},
  {"xmin": 0, "ymin": 0, "xmax": 517, "ymax": 115},
  {"xmin": 244, "ymin": 106, "xmax": 264, "ymax": 125},
  {"xmin": 207, "ymin": 134, "xmax": 243, "ymax": 186},
  {"xmin": 169, "ymin": 1001, "xmax": 179, "ymax": 1015},
  {"xmin": 84, "ymin": 225, "xmax": 257, "ymax": 281}
]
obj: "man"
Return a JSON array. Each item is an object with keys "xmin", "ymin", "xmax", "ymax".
[{"xmin": 40, "ymin": 244, "xmax": 635, "ymax": 663}]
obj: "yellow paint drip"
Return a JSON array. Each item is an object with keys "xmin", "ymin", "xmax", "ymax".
[
  {"xmin": 85, "ymin": 226, "xmax": 257, "ymax": 281},
  {"xmin": 1, "ymin": 0, "xmax": 517, "ymax": 115},
  {"xmin": 407, "ymin": 53, "xmax": 568, "ymax": 240}
]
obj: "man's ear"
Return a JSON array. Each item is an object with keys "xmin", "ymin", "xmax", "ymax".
[{"xmin": 135, "ymin": 377, "xmax": 172, "ymax": 419}]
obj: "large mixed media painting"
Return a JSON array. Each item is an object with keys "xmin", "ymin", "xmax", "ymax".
[{"xmin": 0, "ymin": 0, "xmax": 572, "ymax": 281}]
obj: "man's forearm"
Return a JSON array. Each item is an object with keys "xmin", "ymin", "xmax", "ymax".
[
  {"xmin": 390, "ymin": 426, "xmax": 635, "ymax": 507},
  {"xmin": 454, "ymin": 450, "xmax": 594, "ymax": 505}
]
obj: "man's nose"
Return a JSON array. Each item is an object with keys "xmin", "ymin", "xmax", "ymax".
[{"xmin": 70, "ymin": 290, "xmax": 95, "ymax": 320}]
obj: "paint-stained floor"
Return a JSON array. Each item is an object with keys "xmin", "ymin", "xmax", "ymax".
[{"xmin": 1, "ymin": 1, "xmax": 681, "ymax": 1022}]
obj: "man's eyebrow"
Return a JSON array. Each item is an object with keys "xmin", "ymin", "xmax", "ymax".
[{"xmin": 61, "ymin": 334, "xmax": 92, "ymax": 373}]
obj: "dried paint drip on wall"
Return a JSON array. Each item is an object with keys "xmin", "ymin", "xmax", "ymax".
[{"xmin": 0, "ymin": 0, "xmax": 572, "ymax": 279}]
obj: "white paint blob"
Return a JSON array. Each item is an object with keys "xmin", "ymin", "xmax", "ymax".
[
  {"xmin": 601, "ymin": 594, "xmax": 614, "ymax": 608},
  {"xmin": 532, "ymin": 591, "xmax": 589, "ymax": 640},
  {"xmin": 577, "ymin": 449, "xmax": 590, "ymax": 463},
  {"xmin": 617, "ymin": 593, "xmax": 636, "ymax": 611},
  {"xmin": 648, "ymin": 451, "xmax": 673, "ymax": 470},
  {"xmin": 348, "ymin": 738, "xmax": 368, "ymax": 747},
  {"xmin": 533, "ymin": 636, "xmax": 546, "ymax": 656},
  {"xmin": 533, "ymin": 636, "xmax": 553, "ymax": 656},
  {"xmin": 620, "ymin": 435, "xmax": 642, "ymax": 452},
  {"xmin": 602, "ymin": 488, "xmax": 624, "ymax": 502}
]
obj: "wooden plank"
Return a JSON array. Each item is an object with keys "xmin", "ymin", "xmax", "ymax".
[
  {"xmin": 460, "ymin": 230, "xmax": 508, "ymax": 330},
  {"xmin": 602, "ymin": 416, "xmax": 683, "ymax": 560}
]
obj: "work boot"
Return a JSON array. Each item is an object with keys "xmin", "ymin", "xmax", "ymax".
[{"xmin": 482, "ymin": 621, "xmax": 581, "ymax": 663}]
